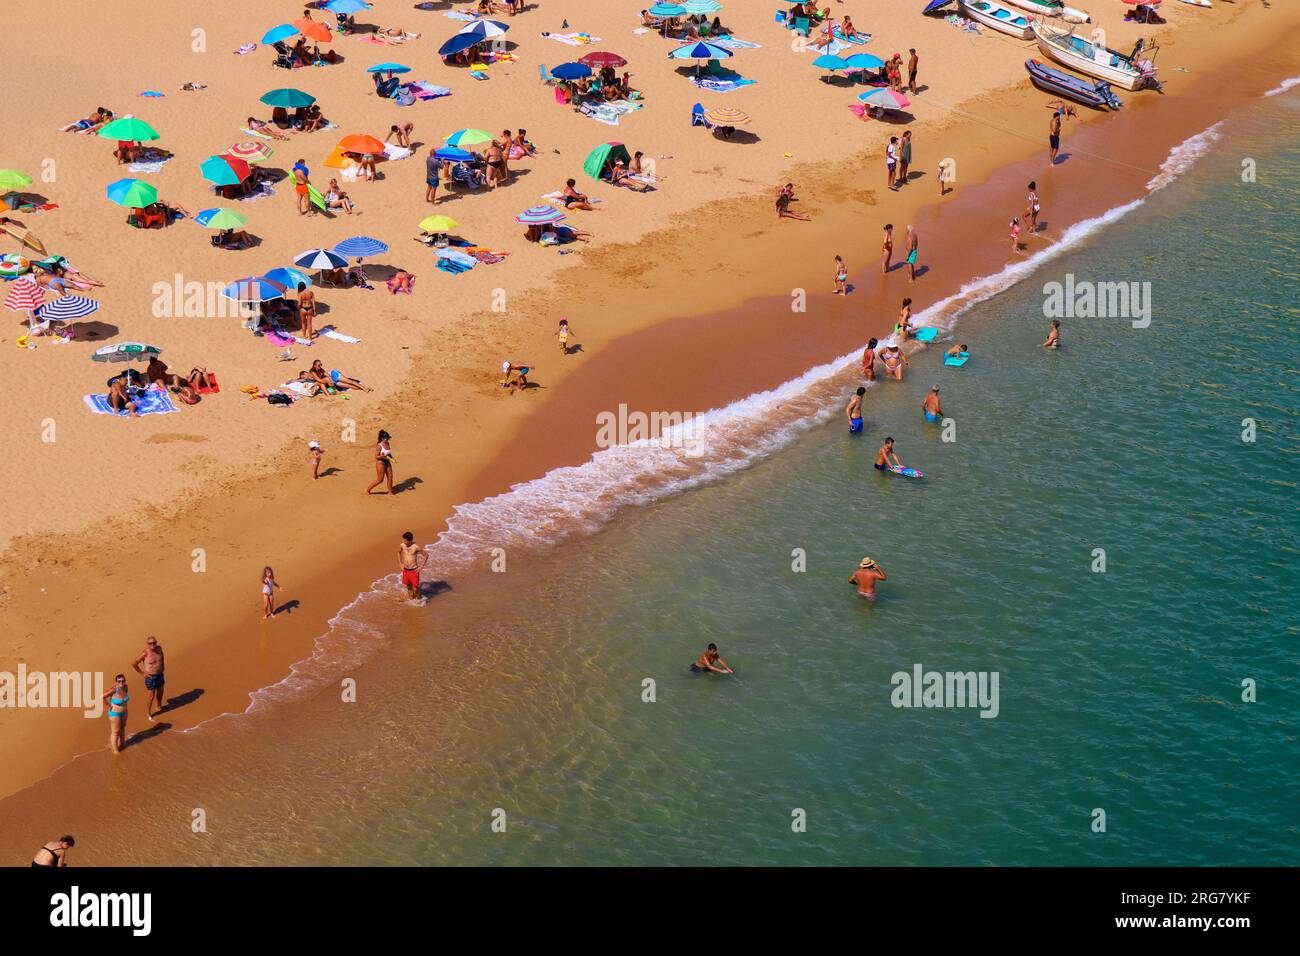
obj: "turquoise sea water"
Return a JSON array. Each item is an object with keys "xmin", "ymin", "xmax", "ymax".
[{"xmin": 6, "ymin": 89, "xmax": 1295, "ymax": 866}]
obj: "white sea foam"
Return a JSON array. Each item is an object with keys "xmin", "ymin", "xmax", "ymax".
[
  {"xmin": 1264, "ymin": 76, "xmax": 1300, "ymax": 98},
  {"xmin": 1145, "ymin": 122, "xmax": 1223, "ymax": 191}
]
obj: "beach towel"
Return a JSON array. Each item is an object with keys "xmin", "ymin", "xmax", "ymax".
[
  {"xmin": 712, "ymin": 35, "xmax": 764, "ymax": 50},
  {"xmin": 543, "ymin": 32, "xmax": 601, "ymax": 46},
  {"xmin": 138, "ymin": 91, "xmax": 165, "ymax": 98},
  {"xmin": 407, "ymin": 82, "xmax": 452, "ymax": 101},
  {"xmin": 84, "ymin": 389, "xmax": 178, "ymax": 417},
  {"xmin": 240, "ymin": 126, "xmax": 276, "ymax": 141},
  {"xmin": 689, "ymin": 76, "xmax": 756, "ymax": 93},
  {"xmin": 129, "ymin": 156, "xmax": 173, "ymax": 174},
  {"xmin": 235, "ymin": 43, "xmax": 257, "ymax": 55},
  {"xmin": 383, "ymin": 145, "xmax": 412, "ymax": 162},
  {"xmin": 435, "ymin": 257, "xmax": 473, "ymax": 275},
  {"xmin": 319, "ymin": 327, "xmax": 361, "ymax": 344},
  {"xmin": 193, "ymin": 372, "xmax": 220, "ymax": 394},
  {"xmin": 445, "ymin": 10, "xmax": 478, "ymax": 20}
]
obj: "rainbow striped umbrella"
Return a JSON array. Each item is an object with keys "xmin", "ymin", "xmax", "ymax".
[
  {"xmin": 515, "ymin": 205, "xmax": 565, "ymax": 226},
  {"xmin": 35, "ymin": 295, "xmax": 100, "ymax": 321},
  {"xmin": 225, "ymin": 141, "xmax": 274, "ymax": 164},
  {"xmin": 3, "ymin": 277, "xmax": 45, "ymax": 311}
]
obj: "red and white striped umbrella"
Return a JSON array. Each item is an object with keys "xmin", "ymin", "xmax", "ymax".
[
  {"xmin": 225, "ymin": 141, "xmax": 274, "ymax": 164},
  {"xmin": 3, "ymin": 277, "xmax": 45, "ymax": 311}
]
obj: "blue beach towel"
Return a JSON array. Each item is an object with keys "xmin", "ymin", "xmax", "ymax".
[
  {"xmin": 84, "ymin": 390, "xmax": 179, "ymax": 417},
  {"xmin": 689, "ymin": 76, "xmax": 756, "ymax": 93}
]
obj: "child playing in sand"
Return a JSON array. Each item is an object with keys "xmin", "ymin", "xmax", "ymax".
[
  {"xmin": 833, "ymin": 256, "xmax": 848, "ymax": 295},
  {"xmin": 262, "ymin": 566, "xmax": 282, "ymax": 619},
  {"xmin": 556, "ymin": 318, "xmax": 573, "ymax": 354},
  {"xmin": 309, "ymin": 440, "xmax": 323, "ymax": 479},
  {"xmin": 1010, "ymin": 218, "xmax": 1022, "ymax": 255}
]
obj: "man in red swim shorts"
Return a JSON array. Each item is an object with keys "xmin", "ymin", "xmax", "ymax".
[{"xmin": 399, "ymin": 531, "xmax": 428, "ymax": 600}]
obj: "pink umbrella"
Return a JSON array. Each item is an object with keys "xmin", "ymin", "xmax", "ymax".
[
  {"xmin": 857, "ymin": 88, "xmax": 911, "ymax": 111},
  {"xmin": 3, "ymin": 277, "xmax": 45, "ymax": 312}
]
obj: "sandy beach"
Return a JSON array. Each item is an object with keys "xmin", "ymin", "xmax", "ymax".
[{"xmin": 1, "ymin": 0, "xmax": 1296, "ymax": 811}]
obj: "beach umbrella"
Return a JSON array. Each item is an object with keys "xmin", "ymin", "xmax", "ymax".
[
  {"xmin": 194, "ymin": 208, "xmax": 248, "ymax": 230},
  {"xmin": 333, "ymin": 236, "xmax": 388, "ymax": 257},
  {"xmin": 3, "ymin": 277, "xmax": 44, "ymax": 312},
  {"xmin": 293, "ymin": 18, "xmax": 333, "ymax": 42},
  {"xmin": 582, "ymin": 142, "xmax": 633, "ymax": 180},
  {"xmin": 326, "ymin": 0, "xmax": 372, "ymax": 12},
  {"xmin": 418, "ymin": 214, "xmax": 459, "ymax": 233},
  {"xmin": 703, "ymin": 107, "xmax": 750, "ymax": 127},
  {"xmin": 649, "ymin": 3, "xmax": 687, "ymax": 15},
  {"xmin": 550, "ymin": 61, "xmax": 593, "ymax": 81},
  {"xmin": 97, "ymin": 117, "xmax": 160, "ymax": 142},
  {"xmin": 105, "ymin": 177, "xmax": 157, "ymax": 208},
  {"xmin": 812, "ymin": 54, "xmax": 850, "ymax": 74},
  {"xmin": 0, "ymin": 221, "xmax": 46, "ymax": 256},
  {"xmin": 337, "ymin": 133, "xmax": 386, "ymax": 154},
  {"xmin": 0, "ymin": 169, "xmax": 34, "ymax": 191},
  {"xmin": 225, "ymin": 141, "xmax": 274, "ymax": 164},
  {"xmin": 668, "ymin": 41, "xmax": 733, "ymax": 61},
  {"xmin": 456, "ymin": 19, "xmax": 510, "ymax": 41},
  {"xmin": 578, "ymin": 51, "xmax": 628, "ymax": 69},
  {"xmin": 445, "ymin": 128, "xmax": 493, "ymax": 148},
  {"xmin": 844, "ymin": 53, "xmax": 886, "ymax": 71},
  {"xmin": 92, "ymin": 342, "xmax": 161, "ymax": 363},
  {"xmin": 438, "ymin": 33, "xmax": 482, "ymax": 58},
  {"xmin": 294, "ymin": 248, "xmax": 348, "ymax": 270},
  {"xmin": 684, "ymin": 0, "xmax": 723, "ymax": 13},
  {"xmin": 433, "ymin": 146, "xmax": 475, "ymax": 162},
  {"xmin": 222, "ymin": 276, "xmax": 288, "ymax": 303},
  {"xmin": 515, "ymin": 205, "xmax": 566, "ymax": 226},
  {"xmin": 200, "ymin": 154, "xmax": 252, "ymax": 186},
  {"xmin": 260, "ymin": 88, "xmax": 316, "ymax": 109},
  {"xmin": 858, "ymin": 88, "xmax": 911, "ymax": 110},
  {"xmin": 367, "ymin": 62, "xmax": 411, "ymax": 74},
  {"xmin": 264, "ymin": 267, "xmax": 313, "ymax": 290},
  {"xmin": 35, "ymin": 295, "xmax": 100, "ymax": 322},
  {"xmin": 261, "ymin": 23, "xmax": 299, "ymax": 45}
]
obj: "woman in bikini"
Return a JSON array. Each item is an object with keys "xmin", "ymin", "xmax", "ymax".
[
  {"xmin": 862, "ymin": 338, "xmax": 878, "ymax": 382},
  {"xmin": 366, "ymin": 430, "xmax": 395, "ymax": 495},
  {"xmin": 880, "ymin": 344, "xmax": 910, "ymax": 381},
  {"xmin": 1025, "ymin": 181, "xmax": 1041, "ymax": 234},
  {"xmin": 1010, "ymin": 217, "xmax": 1023, "ymax": 254},
  {"xmin": 103, "ymin": 674, "xmax": 129, "ymax": 752},
  {"xmin": 247, "ymin": 116, "xmax": 291, "ymax": 141},
  {"xmin": 325, "ymin": 178, "xmax": 354, "ymax": 214},
  {"xmin": 833, "ymin": 255, "xmax": 848, "ymax": 295},
  {"xmin": 881, "ymin": 223, "xmax": 894, "ymax": 274},
  {"xmin": 561, "ymin": 179, "xmax": 596, "ymax": 211},
  {"xmin": 310, "ymin": 359, "xmax": 372, "ymax": 392},
  {"xmin": 107, "ymin": 377, "xmax": 140, "ymax": 417},
  {"xmin": 895, "ymin": 298, "xmax": 913, "ymax": 339},
  {"xmin": 297, "ymin": 283, "xmax": 317, "ymax": 338},
  {"xmin": 31, "ymin": 836, "xmax": 74, "ymax": 868},
  {"xmin": 261, "ymin": 567, "xmax": 281, "ymax": 619}
]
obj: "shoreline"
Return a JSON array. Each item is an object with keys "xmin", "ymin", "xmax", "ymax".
[{"xmin": 1, "ymin": 1, "xmax": 1297, "ymax": 804}]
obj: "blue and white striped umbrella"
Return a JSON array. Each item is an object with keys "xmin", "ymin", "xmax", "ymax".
[
  {"xmin": 456, "ymin": 19, "xmax": 510, "ymax": 41},
  {"xmin": 333, "ymin": 236, "xmax": 388, "ymax": 258},
  {"xmin": 35, "ymin": 295, "xmax": 100, "ymax": 321},
  {"xmin": 222, "ymin": 276, "xmax": 288, "ymax": 303},
  {"xmin": 515, "ymin": 205, "xmax": 566, "ymax": 226},
  {"xmin": 294, "ymin": 248, "xmax": 348, "ymax": 270},
  {"xmin": 668, "ymin": 41, "xmax": 733, "ymax": 61},
  {"xmin": 263, "ymin": 267, "xmax": 313, "ymax": 290}
]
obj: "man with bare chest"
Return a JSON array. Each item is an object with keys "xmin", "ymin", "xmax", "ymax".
[{"xmin": 132, "ymin": 636, "xmax": 165, "ymax": 720}]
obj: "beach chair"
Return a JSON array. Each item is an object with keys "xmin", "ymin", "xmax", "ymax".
[
  {"xmin": 539, "ymin": 63, "xmax": 557, "ymax": 84},
  {"xmin": 793, "ymin": 16, "xmax": 811, "ymax": 36},
  {"xmin": 137, "ymin": 206, "xmax": 166, "ymax": 229},
  {"xmin": 691, "ymin": 103, "xmax": 711, "ymax": 127}
]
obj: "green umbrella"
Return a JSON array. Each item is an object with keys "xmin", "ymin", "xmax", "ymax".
[
  {"xmin": 0, "ymin": 169, "xmax": 32, "ymax": 190},
  {"xmin": 196, "ymin": 208, "xmax": 248, "ymax": 230},
  {"xmin": 105, "ymin": 177, "xmax": 158, "ymax": 208},
  {"xmin": 260, "ymin": 88, "xmax": 316, "ymax": 108},
  {"xmin": 98, "ymin": 117, "xmax": 161, "ymax": 142},
  {"xmin": 582, "ymin": 142, "xmax": 633, "ymax": 181},
  {"xmin": 92, "ymin": 342, "xmax": 162, "ymax": 363}
]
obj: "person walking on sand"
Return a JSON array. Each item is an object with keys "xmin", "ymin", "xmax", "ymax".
[
  {"xmin": 874, "ymin": 437, "xmax": 903, "ymax": 472},
  {"xmin": 922, "ymin": 385, "xmax": 943, "ymax": 423},
  {"xmin": 366, "ymin": 429, "xmax": 395, "ymax": 495},
  {"xmin": 907, "ymin": 48, "xmax": 919, "ymax": 94},
  {"xmin": 846, "ymin": 386, "xmax": 866, "ymax": 434},
  {"xmin": 292, "ymin": 159, "xmax": 311, "ymax": 216},
  {"xmin": 1026, "ymin": 181, "xmax": 1041, "ymax": 234},
  {"xmin": 886, "ymin": 137, "xmax": 899, "ymax": 191},
  {"xmin": 898, "ymin": 131, "xmax": 913, "ymax": 187},
  {"xmin": 131, "ymin": 636, "xmax": 165, "ymax": 720},
  {"xmin": 1043, "ymin": 319, "xmax": 1061, "ymax": 349},
  {"xmin": 849, "ymin": 556, "xmax": 887, "ymax": 601},
  {"xmin": 103, "ymin": 674, "xmax": 129, "ymax": 753},
  {"xmin": 691, "ymin": 643, "xmax": 734, "ymax": 674},
  {"xmin": 556, "ymin": 318, "xmax": 574, "ymax": 353},
  {"xmin": 937, "ymin": 158, "xmax": 949, "ymax": 197},
  {"xmin": 1010, "ymin": 217, "xmax": 1022, "ymax": 255},
  {"xmin": 904, "ymin": 226, "xmax": 919, "ymax": 283},
  {"xmin": 881, "ymin": 224, "xmax": 894, "ymax": 274},
  {"xmin": 1048, "ymin": 108, "xmax": 1063, "ymax": 166},
  {"xmin": 309, "ymin": 440, "xmax": 323, "ymax": 479},
  {"xmin": 862, "ymin": 337, "xmax": 878, "ymax": 381},
  {"xmin": 31, "ymin": 836, "xmax": 75, "ymax": 868},
  {"xmin": 399, "ymin": 531, "xmax": 428, "ymax": 600},
  {"xmin": 261, "ymin": 566, "xmax": 282, "ymax": 619},
  {"xmin": 297, "ymin": 282, "xmax": 317, "ymax": 339},
  {"xmin": 833, "ymin": 255, "xmax": 848, "ymax": 295}
]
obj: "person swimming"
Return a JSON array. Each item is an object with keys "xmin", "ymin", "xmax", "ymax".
[
  {"xmin": 946, "ymin": 343, "xmax": 969, "ymax": 358},
  {"xmin": 922, "ymin": 385, "xmax": 942, "ymax": 422},
  {"xmin": 846, "ymin": 386, "xmax": 865, "ymax": 434},
  {"xmin": 691, "ymin": 643, "xmax": 734, "ymax": 674}
]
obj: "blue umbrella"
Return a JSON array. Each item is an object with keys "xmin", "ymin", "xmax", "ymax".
[
  {"xmin": 667, "ymin": 42, "xmax": 733, "ymax": 61},
  {"xmin": 259, "ymin": 88, "xmax": 316, "ymax": 108},
  {"xmin": 294, "ymin": 248, "xmax": 348, "ymax": 270},
  {"xmin": 515, "ymin": 205, "xmax": 566, "ymax": 226},
  {"xmin": 434, "ymin": 146, "xmax": 475, "ymax": 162},
  {"xmin": 261, "ymin": 24, "xmax": 299, "ymax": 45},
  {"xmin": 264, "ymin": 267, "xmax": 313, "ymax": 290},
  {"xmin": 550, "ymin": 62, "xmax": 593, "ymax": 81},
  {"xmin": 222, "ymin": 277, "xmax": 288, "ymax": 303},
  {"xmin": 845, "ymin": 53, "xmax": 886, "ymax": 70},
  {"xmin": 35, "ymin": 295, "xmax": 100, "ymax": 321},
  {"xmin": 438, "ymin": 33, "xmax": 482, "ymax": 58},
  {"xmin": 456, "ymin": 19, "xmax": 509, "ymax": 41},
  {"xmin": 326, "ymin": 0, "xmax": 372, "ymax": 12},
  {"xmin": 367, "ymin": 62, "xmax": 411, "ymax": 74},
  {"xmin": 334, "ymin": 236, "xmax": 388, "ymax": 258},
  {"xmin": 650, "ymin": 3, "xmax": 687, "ymax": 15},
  {"xmin": 812, "ymin": 54, "xmax": 849, "ymax": 71}
]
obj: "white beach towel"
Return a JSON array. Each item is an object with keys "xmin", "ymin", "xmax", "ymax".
[
  {"xmin": 543, "ymin": 32, "xmax": 602, "ymax": 46},
  {"xmin": 128, "ymin": 158, "xmax": 172, "ymax": 174},
  {"xmin": 382, "ymin": 145, "xmax": 412, "ymax": 161},
  {"xmin": 319, "ymin": 328, "xmax": 361, "ymax": 344}
]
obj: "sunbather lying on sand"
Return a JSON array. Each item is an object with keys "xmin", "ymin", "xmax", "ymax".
[
  {"xmin": 61, "ymin": 107, "xmax": 113, "ymax": 134},
  {"xmin": 310, "ymin": 359, "xmax": 373, "ymax": 392},
  {"xmin": 610, "ymin": 160, "xmax": 650, "ymax": 191},
  {"xmin": 146, "ymin": 357, "xmax": 199, "ymax": 404},
  {"xmin": 247, "ymin": 117, "xmax": 292, "ymax": 141}
]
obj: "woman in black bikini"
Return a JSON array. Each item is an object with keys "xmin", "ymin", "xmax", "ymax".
[{"xmin": 32, "ymin": 835, "xmax": 74, "ymax": 867}]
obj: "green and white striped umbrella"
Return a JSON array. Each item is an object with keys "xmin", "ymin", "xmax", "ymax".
[{"xmin": 91, "ymin": 342, "xmax": 162, "ymax": 363}]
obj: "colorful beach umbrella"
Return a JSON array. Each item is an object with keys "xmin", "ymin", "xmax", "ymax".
[
  {"xmin": 92, "ymin": 342, "xmax": 161, "ymax": 363},
  {"xmin": 194, "ymin": 208, "xmax": 248, "ymax": 230},
  {"xmin": 703, "ymin": 107, "xmax": 750, "ymax": 127},
  {"xmin": 0, "ymin": 169, "xmax": 34, "ymax": 191},
  {"xmin": 367, "ymin": 62, "xmax": 411, "ymax": 74},
  {"xmin": 668, "ymin": 41, "xmax": 733, "ymax": 61},
  {"xmin": 35, "ymin": 295, "xmax": 100, "ymax": 321},
  {"xmin": 844, "ymin": 53, "xmax": 886, "ymax": 70},
  {"xmin": 222, "ymin": 276, "xmax": 288, "ymax": 303},
  {"xmin": 649, "ymin": 3, "xmax": 687, "ymax": 15},
  {"xmin": 225, "ymin": 141, "xmax": 274, "ymax": 164},
  {"xmin": 418, "ymin": 214, "xmax": 459, "ymax": 233},
  {"xmin": 337, "ymin": 133, "xmax": 386, "ymax": 154},
  {"xmin": 445, "ymin": 128, "xmax": 493, "ymax": 148},
  {"xmin": 293, "ymin": 18, "xmax": 333, "ymax": 42},
  {"xmin": 261, "ymin": 24, "xmax": 299, "ymax": 45},
  {"xmin": 326, "ymin": 0, "xmax": 372, "ymax": 12},
  {"xmin": 97, "ymin": 117, "xmax": 160, "ymax": 142},
  {"xmin": 200, "ymin": 154, "xmax": 252, "ymax": 186},
  {"xmin": 294, "ymin": 248, "xmax": 348, "ymax": 270},
  {"xmin": 858, "ymin": 88, "xmax": 911, "ymax": 110},
  {"xmin": 264, "ymin": 267, "xmax": 312, "ymax": 290},
  {"xmin": 550, "ymin": 62, "xmax": 593, "ymax": 81},
  {"xmin": 582, "ymin": 142, "xmax": 633, "ymax": 180},
  {"xmin": 456, "ymin": 19, "xmax": 509, "ymax": 41},
  {"xmin": 259, "ymin": 88, "xmax": 316, "ymax": 109},
  {"xmin": 578, "ymin": 51, "xmax": 628, "ymax": 69},
  {"xmin": 812, "ymin": 54, "xmax": 850, "ymax": 73},
  {"xmin": 438, "ymin": 33, "xmax": 482, "ymax": 58},
  {"xmin": 683, "ymin": 0, "xmax": 723, "ymax": 12},
  {"xmin": 515, "ymin": 205, "xmax": 566, "ymax": 225},
  {"xmin": 333, "ymin": 236, "xmax": 388, "ymax": 257},
  {"xmin": 3, "ymin": 278, "xmax": 45, "ymax": 312},
  {"xmin": 105, "ymin": 178, "xmax": 158, "ymax": 208},
  {"xmin": 434, "ymin": 146, "xmax": 474, "ymax": 162}
]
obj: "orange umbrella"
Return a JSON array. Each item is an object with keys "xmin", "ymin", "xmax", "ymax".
[
  {"xmin": 294, "ymin": 18, "xmax": 333, "ymax": 42},
  {"xmin": 338, "ymin": 134, "xmax": 386, "ymax": 154}
]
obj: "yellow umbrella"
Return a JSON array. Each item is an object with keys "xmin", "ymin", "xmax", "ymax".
[
  {"xmin": 0, "ymin": 221, "xmax": 46, "ymax": 257},
  {"xmin": 419, "ymin": 214, "xmax": 459, "ymax": 232}
]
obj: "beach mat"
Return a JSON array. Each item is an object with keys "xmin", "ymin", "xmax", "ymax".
[
  {"xmin": 913, "ymin": 327, "xmax": 938, "ymax": 342},
  {"xmin": 84, "ymin": 389, "xmax": 179, "ymax": 417}
]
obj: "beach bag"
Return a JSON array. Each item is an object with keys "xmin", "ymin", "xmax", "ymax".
[{"xmin": 267, "ymin": 393, "xmax": 292, "ymax": 405}]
